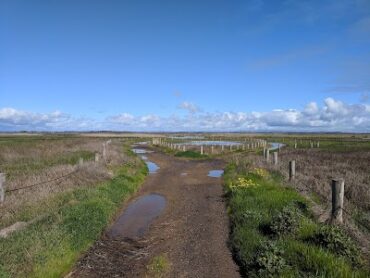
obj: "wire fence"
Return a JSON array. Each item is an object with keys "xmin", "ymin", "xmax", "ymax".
[
  {"xmin": 5, "ymin": 169, "xmax": 79, "ymax": 194},
  {"xmin": 266, "ymin": 151, "xmax": 370, "ymax": 232}
]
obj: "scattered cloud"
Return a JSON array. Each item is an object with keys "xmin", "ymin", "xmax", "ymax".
[
  {"xmin": 177, "ymin": 101, "xmax": 201, "ymax": 113},
  {"xmin": 1, "ymin": 98, "xmax": 370, "ymax": 132}
]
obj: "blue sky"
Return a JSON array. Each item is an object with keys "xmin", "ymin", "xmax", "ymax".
[{"xmin": 1, "ymin": 0, "xmax": 370, "ymax": 131}]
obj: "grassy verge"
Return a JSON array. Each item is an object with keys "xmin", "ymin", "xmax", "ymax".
[
  {"xmin": 174, "ymin": 150, "xmax": 209, "ymax": 159},
  {"xmin": 224, "ymin": 163, "xmax": 369, "ymax": 277},
  {"xmin": 0, "ymin": 149, "xmax": 148, "ymax": 278}
]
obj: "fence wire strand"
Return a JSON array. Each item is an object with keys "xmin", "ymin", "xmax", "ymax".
[{"xmin": 5, "ymin": 169, "xmax": 79, "ymax": 193}]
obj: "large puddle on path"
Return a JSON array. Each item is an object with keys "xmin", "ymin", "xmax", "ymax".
[
  {"xmin": 208, "ymin": 170, "xmax": 224, "ymax": 178},
  {"xmin": 132, "ymin": 148, "xmax": 151, "ymax": 154},
  {"xmin": 108, "ymin": 194, "xmax": 166, "ymax": 239},
  {"xmin": 146, "ymin": 161, "xmax": 160, "ymax": 174}
]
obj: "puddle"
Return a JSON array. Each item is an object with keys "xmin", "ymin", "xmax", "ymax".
[
  {"xmin": 132, "ymin": 148, "xmax": 148, "ymax": 154},
  {"xmin": 269, "ymin": 142, "xmax": 285, "ymax": 151},
  {"xmin": 146, "ymin": 161, "xmax": 160, "ymax": 174},
  {"xmin": 108, "ymin": 194, "xmax": 166, "ymax": 239},
  {"xmin": 137, "ymin": 141, "xmax": 148, "ymax": 145},
  {"xmin": 169, "ymin": 136, "xmax": 205, "ymax": 139},
  {"xmin": 176, "ymin": 140, "xmax": 242, "ymax": 146},
  {"xmin": 208, "ymin": 170, "xmax": 224, "ymax": 178}
]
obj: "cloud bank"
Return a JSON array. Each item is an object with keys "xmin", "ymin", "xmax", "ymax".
[{"xmin": 1, "ymin": 98, "xmax": 370, "ymax": 132}]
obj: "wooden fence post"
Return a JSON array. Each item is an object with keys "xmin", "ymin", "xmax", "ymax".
[
  {"xmin": 331, "ymin": 179, "xmax": 344, "ymax": 223},
  {"xmin": 200, "ymin": 145, "xmax": 204, "ymax": 155},
  {"xmin": 263, "ymin": 148, "xmax": 266, "ymax": 158},
  {"xmin": 266, "ymin": 149, "xmax": 270, "ymax": 162},
  {"xmin": 221, "ymin": 145, "xmax": 224, "ymax": 152},
  {"xmin": 102, "ymin": 142, "xmax": 107, "ymax": 161},
  {"xmin": 273, "ymin": 152, "xmax": 278, "ymax": 165},
  {"xmin": 95, "ymin": 153, "xmax": 100, "ymax": 162},
  {"xmin": 0, "ymin": 173, "xmax": 5, "ymax": 205},
  {"xmin": 79, "ymin": 158, "xmax": 84, "ymax": 166},
  {"xmin": 289, "ymin": 160, "xmax": 295, "ymax": 180}
]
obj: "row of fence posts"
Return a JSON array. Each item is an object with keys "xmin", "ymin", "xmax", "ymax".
[
  {"xmin": 263, "ymin": 144, "xmax": 344, "ymax": 224},
  {"xmin": 0, "ymin": 139, "xmax": 112, "ymax": 206},
  {"xmin": 152, "ymin": 138, "xmax": 267, "ymax": 155},
  {"xmin": 294, "ymin": 139, "xmax": 320, "ymax": 149}
]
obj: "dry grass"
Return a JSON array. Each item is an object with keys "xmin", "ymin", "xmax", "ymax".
[
  {"xmin": 234, "ymin": 147, "xmax": 370, "ymax": 259},
  {"xmin": 0, "ymin": 136, "xmax": 132, "ymax": 228},
  {"xmin": 277, "ymin": 150, "xmax": 369, "ymax": 209}
]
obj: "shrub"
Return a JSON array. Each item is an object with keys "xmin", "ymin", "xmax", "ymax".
[
  {"xmin": 252, "ymin": 241, "xmax": 287, "ymax": 276},
  {"xmin": 268, "ymin": 206, "xmax": 300, "ymax": 237},
  {"xmin": 312, "ymin": 225, "xmax": 361, "ymax": 266}
]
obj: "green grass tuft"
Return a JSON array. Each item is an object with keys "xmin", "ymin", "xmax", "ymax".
[{"xmin": 174, "ymin": 150, "xmax": 208, "ymax": 159}]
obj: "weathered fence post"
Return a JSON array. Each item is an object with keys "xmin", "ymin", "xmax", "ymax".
[
  {"xmin": 95, "ymin": 153, "xmax": 100, "ymax": 162},
  {"xmin": 221, "ymin": 145, "xmax": 224, "ymax": 152},
  {"xmin": 317, "ymin": 141, "xmax": 320, "ymax": 148},
  {"xmin": 102, "ymin": 142, "xmax": 107, "ymax": 161},
  {"xmin": 201, "ymin": 145, "xmax": 204, "ymax": 155},
  {"xmin": 294, "ymin": 139, "xmax": 297, "ymax": 149},
  {"xmin": 266, "ymin": 149, "xmax": 270, "ymax": 162},
  {"xmin": 273, "ymin": 152, "xmax": 278, "ymax": 165},
  {"xmin": 183, "ymin": 145, "xmax": 186, "ymax": 152},
  {"xmin": 79, "ymin": 158, "xmax": 84, "ymax": 166},
  {"xmin": 331, "ymin": 179, "xmax": 344, "ymax": 224},
  {"xmin": 0, "ymin": 173, "xmax": 5, "ymax": 206},
  {"xmin": 289, "ymin": 160, "xmax": 295, "ymax": 180},
  {"xmin": 211, "ymin": 145, "xmax": 214, "ymax": 154},
  {"xmin": 263, "ymin": 148, "xmax": 266, "ymax": 158}
]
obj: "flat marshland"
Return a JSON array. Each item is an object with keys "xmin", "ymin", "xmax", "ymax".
[
  {"xmin": 0, "ymin": 135, "xmax": 147, "ymax": 277},
  {"xmin": 0, "ymin": 133, "xmax": 369, "ymax": 277}
]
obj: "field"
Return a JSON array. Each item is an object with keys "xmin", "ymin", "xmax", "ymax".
[
  {"xmin": 0, "ymin": 133, "xmax": 369, "ymax": 277},
  {"xmin": 0, "ymin": 135, "xmax": 147, "ymax": 277}
]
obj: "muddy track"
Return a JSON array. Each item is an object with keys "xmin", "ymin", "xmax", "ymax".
[{"xmin": 70, "ymin": 148, "xmax": 240, "ymax": 277}]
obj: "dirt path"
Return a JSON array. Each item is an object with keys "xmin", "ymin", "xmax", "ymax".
[{"xmin": 70, "ymin": 147, "xmax": 240, "ymax": 277}]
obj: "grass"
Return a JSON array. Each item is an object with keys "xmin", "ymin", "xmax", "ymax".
[
  {"xmin": 0, "ymin": 149, "xmax": 148, "ymax": 278},
  {"xmin": 224, "ymin": 163, "xmax": 369, "ymax": 277},
  {"xmin": 174, "ymin": 150, "xmax": 209, "ymax": 159},
  {"xmin": 1, "ymin": 150, "xmax": 95, "ymax": 180},
  {"xmin": 146, "ymin": 254, "xmax": 170, "ymax": 277}
]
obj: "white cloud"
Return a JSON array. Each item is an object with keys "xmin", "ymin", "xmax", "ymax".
[
  {"xmin": 1, "ymin": 98, "xmax": 370, "ymax": 132},
  {"xmin": 178, "ymin": 101, "xmax": 201, "ymax": 113},
  {"xmin": 0, "ymin": 108, "xmax": 73, "ymax": 130}
]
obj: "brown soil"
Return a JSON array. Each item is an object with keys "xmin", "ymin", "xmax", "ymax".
[{"xmin": 69, "ymin": 148, "xmax": 240, "ymax": 278}]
